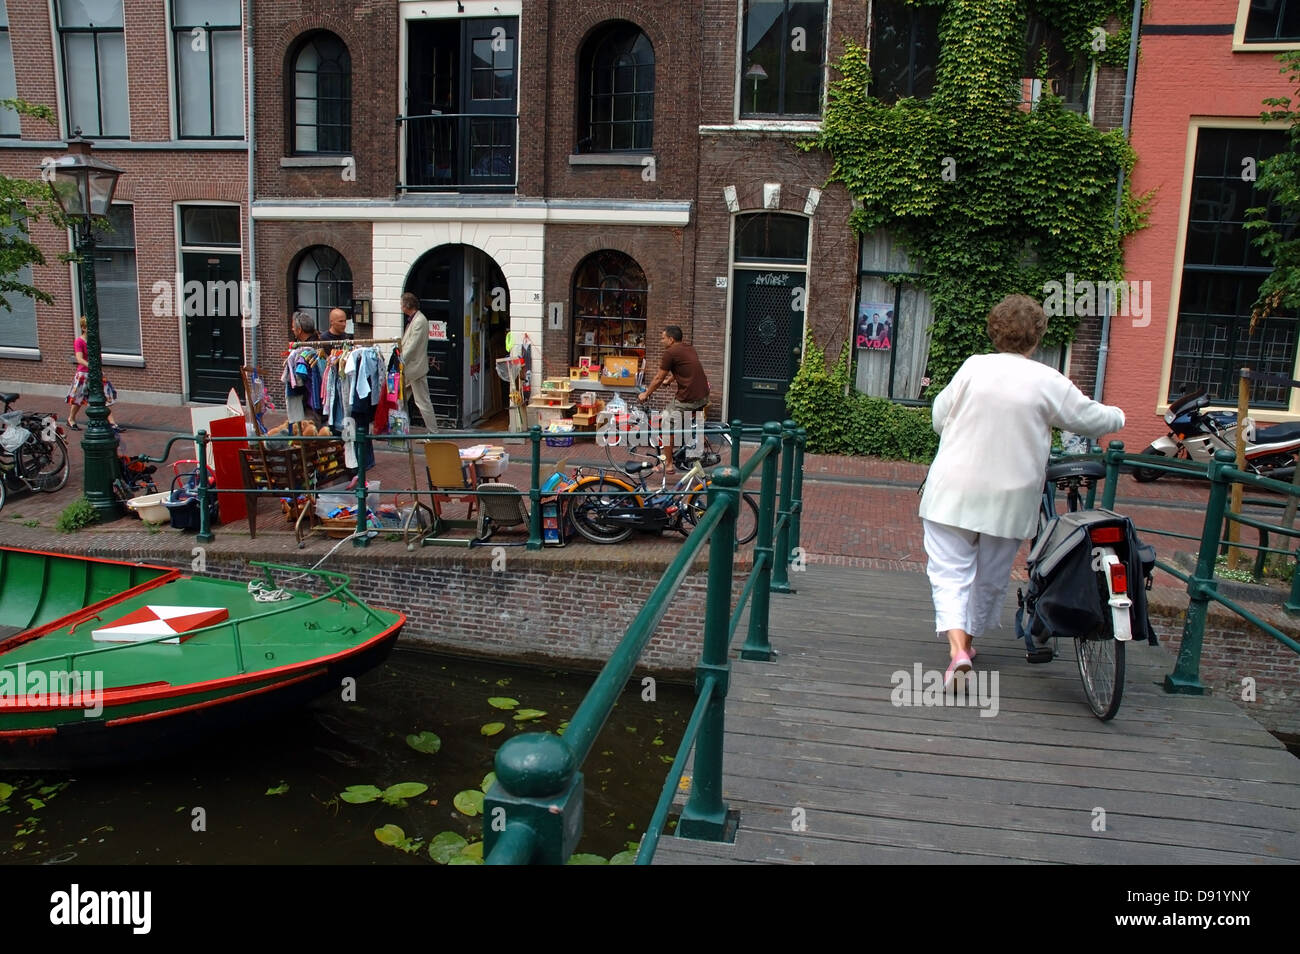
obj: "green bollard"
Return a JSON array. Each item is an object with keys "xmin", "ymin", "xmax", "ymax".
[
  {"xmin": 528, "ymin": 425, "xmax": 543, "ymax": 550},
  {"xmin": 730, "ymin": 418, "xmax": 743, "ymax": 468},
  {"xmin": 790, "ymin": 426, "xmax": 805, "ymax": 559},
  {"xmin": 195, "ymin": 430, "xmax": 214, "ymax": 544},
  {"xmin": 741, "ymin": 424, "xmax": 783, "ymax": 661},
  {"xmin": 483, "ymin": 732, "xmax": 582, "ymax": 864},
  {"xmin": 1287, "ymin": 546, "xmax": 1300, "ymax": 616},
  {"xmin": 1166, "ymin": 450, "xmax": 1232, "ymax": 694},
  {"xmin": 677, "ymin": 467, "xmax": 739, "ymax": 841},
  {"xmin": 352, "ymin": 428, "xmax": 370, "ymax": 548},
  {"xmin": 1101, "ymin": 440, "xmax": 1123, "ymax": 510},
  {"xmin": 771, "ymin": 421, "xmax": 796, "ymax": 594}
]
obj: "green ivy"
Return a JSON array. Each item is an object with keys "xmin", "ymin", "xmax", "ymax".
[
  {"xmin": 801, "ymin": 0, "xmax": 1147, "ymax": 396},
  {"xmin": 787, "ymin": 331, "xmax": 940, "ymax": 462},
  {"xmin": 1244, "ymin": 51, "xmax": 1300, "ymax": 318}
]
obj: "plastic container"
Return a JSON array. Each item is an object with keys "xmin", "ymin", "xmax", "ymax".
[
  {"xmin": 315, "ymin": 480, "xmax": 380, "ymax": 514},
  {"xmin": 126, "ymin": 491, "xmax": 170, "ymax": 522}
]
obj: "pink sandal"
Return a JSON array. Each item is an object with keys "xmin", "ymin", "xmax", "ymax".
[{"xmin": 944, "ymin": 652, "xmax": 973, "ymax": 690}]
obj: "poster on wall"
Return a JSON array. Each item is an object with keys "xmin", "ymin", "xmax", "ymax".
[
  {"xmin": 429, "ymin": 320, "xmax": 448, "ymax": 341},
  {"xmin": 857, "ymin": 303, "xmax": 893, "ymax": 351}
]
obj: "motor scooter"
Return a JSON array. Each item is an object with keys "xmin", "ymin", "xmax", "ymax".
[{"xmin": 1133, "ymin": 387, "xmax": 1300, "ymax": 482}]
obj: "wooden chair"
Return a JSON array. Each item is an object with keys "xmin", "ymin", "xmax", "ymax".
[
  {"xmin": 403, "ymin": 441, "xmax": 481, "ymax": 548},
  {"xmin": 237, "ymin": 439, "xmax": 347, "ymax": 540}
]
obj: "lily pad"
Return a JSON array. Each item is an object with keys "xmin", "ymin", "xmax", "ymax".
[
  {"xmin": 339, "ymin": 785, "xmax": 383, "ymax": 804},
  {"xmin": 480, "ymin": 772, "xmax": 497, "ymax": 794},
  {"xmin": 382, "ymin": 782, "xmax": 429, "ymax": 806},
  {"xmin": 448, "ymin": 854, "xmax": 480, "ymax": 865},
  {"xmin": 512, "ymin": 708, "xmax": 547, "ymax": 721},
  {"xmin": 480, "ymin": 722, "xmax": 505, "ymax": 736},
  {"xmin": 567, "ymin": 853, "xmax": 608, "ymax": 865},
  {"xmin": 374, "ymin": 824, "xmax": 407, "ymax": 847},
  {"xmin": 610, "ymin": 850, "xmax": 637, "ymax": 865},
  {"xmin": 488, "ymin": 697, "xmax": 519, "ymax": 710},
  {"xmin": 265, "ymin": 783, "xmax": 290, "ymax": 796},
  {"xmin": 0, "ymin": 783, "xmax": 12, "ymax": 802},
  {"xmin": 453, "ymin": 789, "xmax": 485, "ymax": 817},
  {"xmin": 460, "ymin": 841, "xmax": 484, "ymax": 860},
  {"xmin": 428, "ymin": 831, "xmax": 469, "ymax": 864},
  {"xmin": 405, "ymin": 731, "xmax": 442, "ymax": 754}
]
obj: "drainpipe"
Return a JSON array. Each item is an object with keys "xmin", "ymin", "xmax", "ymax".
[
  {"xmin": 245, "ymin": 0, "xmax": 258, "ymax": 367},
  {"xmin": 1093, "ymin": 0, "xmax": 1143, "ymax": 404}
]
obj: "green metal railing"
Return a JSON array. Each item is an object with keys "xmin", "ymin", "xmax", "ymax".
[
  {"xmin": 1100, "ymin": 442, "xmax": 1300, "ymax": 695},
  {"xmin": 481, "ymin": 420, "xmax": 806, "ymax": 864}
]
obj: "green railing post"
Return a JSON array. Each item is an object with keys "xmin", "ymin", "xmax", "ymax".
[
  {"xmin": 790, "ymin": 426, "xmax": 805, "ymax": 558},
  {"xmin": 730, "ymin": 418, "xmax": 743, "ymax": 468},
  {"xmin": 1101, "ymin": 440, "xmax": 1123, "ymax": 510},
  {"xmin": 741, "ymin": 424, "xmax": 783, "ymax": 661},
  {"xmin": 352, "ymin": 429, "xmax": 370, "ymax": 548},
  {"xmin": 195, "ymin": 430, "xmax": 214, "ymax": 544},
  {"xmin": 528, "ymin": 425, "xmax": 543, "ymax": 550},
  {"xmin": 677, "ymin": 467, "xmax": 739, "ymax": 841},
  {"xmin": 771, "ymin": 421, "xmax": 796, "ymax": 594},
  {"xmin": 1286, "ymin": 546, "xmax": 1300, "ymax": 616},
  {"xmin": 1166, "ymin": 449, "xmax": 1234, "ymax": 694},
  {"xmin": 484, "ymin": 733, "xmax": 582, "ymax": 864}
]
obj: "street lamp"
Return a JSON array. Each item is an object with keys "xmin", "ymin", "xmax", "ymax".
[{"xmin": 44, "ymin": 131, "xmax": 124, "ymax": 522}]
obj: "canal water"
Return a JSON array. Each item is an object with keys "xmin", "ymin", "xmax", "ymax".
[{"xmin": 0, "ymin": 648, "xmax": 693, "ymax": 865}]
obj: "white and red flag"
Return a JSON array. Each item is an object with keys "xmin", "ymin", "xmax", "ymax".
[{"xmin": 91, "ymin": 606, "xmax": 230, "ymax": 644}]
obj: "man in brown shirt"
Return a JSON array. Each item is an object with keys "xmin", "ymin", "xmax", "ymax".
[{"xmin": 639, "ymin": 325, "xmax": 710, "ymax": 472}]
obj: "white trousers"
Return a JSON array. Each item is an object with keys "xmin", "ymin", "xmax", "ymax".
[
  {"xmin": 406, "ymin": 376, "xmax": 438, "ymax": 434},
  {"xmin": 922, "ymin": 519, "xmax": 1022, "ymax": 638}
]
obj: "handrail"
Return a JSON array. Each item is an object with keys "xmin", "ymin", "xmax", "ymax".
[{"xmin": 481, "ymin": 421, "xmax": 800, "ymax": 864}]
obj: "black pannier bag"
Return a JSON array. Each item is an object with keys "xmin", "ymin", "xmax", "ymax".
[{"xmin": 1016, "ymin": 507, "xmax": 1157, "ymax": 652}]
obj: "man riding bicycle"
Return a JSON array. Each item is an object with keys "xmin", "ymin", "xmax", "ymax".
[{"xmin": 638, "ymin": 325, "xmax": 710, "ymax": 474}]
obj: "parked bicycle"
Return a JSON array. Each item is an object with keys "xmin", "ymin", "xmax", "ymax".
[
  {"xmin": 565, "ymin": 433, "xmax": 758, "ymax": 545},
  {"xmin": 1015, "ymin": 457, "xmax": 1157, "ymax": 721},
  {"xmin": 0, "ymin": 392, "xmax": 70, "ymax": 511}
]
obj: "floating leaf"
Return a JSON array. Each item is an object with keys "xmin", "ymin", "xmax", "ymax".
[
  {"xmin": 340, "ymin": 785, "xmax": 383, "ymax": 804},
  {"xmin": 480, "ymin": 772, "xmax": 497, "ymax": 794},
  {"xmin": 658, "ymin": 755, "xmax": 674, "ymax": 764},
  {"xmin": 26, "ymin": 798, "xmax": 44, "ymax": 810},
  {"xmin": 488, "ymin": 697, "xmax": 519, "ymax": 710},
  {"xmin": 448, "ymin": 855, "xmax": 480, "ymax": 865},
  {"xmin": 567, "ymin": 853, "xmax": 607, "ymax": 865},
  {"xmin": 374, "ymin": 824, "xmax": 406, "ymax": 847},
  {"xmin": 461, "ymin": 841, "xmax": 484, "ymax": 860},
  {"xmin": 382, "ymin": 782, "xmax": 429, "ymax": 806},
  {"xmin": 428, "ymin": 831, "xmax": 468, "ymax": 864},
  {"xmin": 405, "ymin": 731, "xmax": 442, "ymax": 754},
  {"xmin": 0, "ymin": 783, "xmax": 12, "ymax": 802},
  {"xmin": 651, "ymin": 737, "xmax": 664, "ymax": 746},
  {"xmin": 454, "ymin": 789, "xmax": 485, "ymax": 817},
  {"xmin": 481, "ymin": 722, "xmax": 505, "ymax": 736},
  {"xmin": 495, "ymin": 678, "xmax": 511, "ymax": 687},
  {"xmin": 512, "ymin": 709, "xmax": 546, "ymax": 721},
  {"xmin": 265, "ymin": 783, "xmax": 290, "ymax": 796},
  {"xmin": 624, "ymin": 725, "xmax": 636, "ymax": 733},
  {"xmin": 610, "ymin": 850, "xmax": 637, "ymax": 865}
]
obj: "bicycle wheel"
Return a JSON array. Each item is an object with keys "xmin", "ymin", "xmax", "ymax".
[
  {"xmin": 569, "ymin": 479, "xmax": 635, "ymax": 544},
  {"xmin": 18, "ymin": 434, "xmax": 69, "ymax": 492},
  {"xmin": 683, "ymin": 489, "xmax": 758, "ymax": 545},
  {"xmin": 1075, "ymin": 574, "xmax": 1125, "ymax": 720}
]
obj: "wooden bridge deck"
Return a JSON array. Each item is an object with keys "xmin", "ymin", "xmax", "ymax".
[{"xmin": 653, "ymin": 565, "xmax": 1300, "ymax": 865}]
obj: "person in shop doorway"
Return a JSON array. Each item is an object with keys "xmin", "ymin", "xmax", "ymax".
[
  {"xmin": 399, "ymin": 292, "xmax": 438, "ymax": 435},
  {"xmin": 639, "ymin": 325, "xmax": 709, "ymax": 474}
]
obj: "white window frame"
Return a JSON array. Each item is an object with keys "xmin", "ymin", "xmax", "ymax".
[
  {"xmin": 1234, "ymin": 0, "xmax": 1300, "ymax": 52},
  {"xmin": 50, "ymin": 0, "xmax": 131, "ymax": 139},
  {"xmin": 168, "ymin": 0, "xmax": 246, "ymax": 140},
  {"xmin": 731, "ymin": 0, "xmax": 831, "ymax": 127},
  {"xmin": 68, "ymin": 201, "xmax": 144, "ymax": 365}
]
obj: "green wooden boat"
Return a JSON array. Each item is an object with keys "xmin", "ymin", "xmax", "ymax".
[{"xmin": 0, "ymin": 547, "xmax": 403, "ymax": 769}]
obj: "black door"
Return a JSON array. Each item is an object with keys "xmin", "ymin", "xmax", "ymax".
[
  {"xmin": 405, "ymin": 247, "xmax": 464, "ymax": 428},
  {"xmin": 727, "ymin": 269, "xmax": 804, "ymax": 427},
  {"xmin": 184, "ymin": 252, "xmax": 244, "ymax": 403},
  {"xmin": 460, "ymin": 18, "xmax": 517, "ymax": 187}
]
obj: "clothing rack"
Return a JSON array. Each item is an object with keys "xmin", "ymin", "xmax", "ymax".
[{"xmin": 280, "ymin": 336, "xmax": 401, "ymax": 356}]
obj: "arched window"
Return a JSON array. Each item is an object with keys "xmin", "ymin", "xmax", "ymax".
[
  {"xmin": 291, "ymin": 32, "xmax": 351, "ymax": 154},
  {"xmin": 292, "ymin": 246, "xmax": 353, "ymax": 333},
  {"xmin": 576, "ymin": 22, "xmax": 654, "ymax": 153},
  {"xmin": 572, "ymin": 250, "xmax": 648, "ymax": 365}
]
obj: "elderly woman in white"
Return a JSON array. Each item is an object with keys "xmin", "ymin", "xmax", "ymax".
[{"xmin": 919, "ymin": 294, "xmax": 1126, "ymax": 688}]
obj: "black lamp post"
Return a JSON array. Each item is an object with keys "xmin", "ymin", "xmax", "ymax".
[{"xmin": 45, "ymin": 132, "xmax": 124, "ymax": 522}]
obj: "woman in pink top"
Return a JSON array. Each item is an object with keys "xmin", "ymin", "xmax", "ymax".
[{"xmin": 65, "ymin": 316, "xmax": 121, "ymax": 431}]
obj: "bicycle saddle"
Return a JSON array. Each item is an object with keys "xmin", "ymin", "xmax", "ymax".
[
  {"xmin": 623, "ymin": 460, "xmax": 659, "ymax": 475},
  {"xmin": 1045, "ymin": 459, "xmax": 1107, "ymax": 482},
  {"xmin": 0, "ymin": 393, "xmax": 18, "ymax": 405}
]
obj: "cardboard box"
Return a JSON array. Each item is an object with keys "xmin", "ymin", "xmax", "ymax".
[{"xmin": 600, "ymin": 356, "xmax": 639, "ymax": 386}]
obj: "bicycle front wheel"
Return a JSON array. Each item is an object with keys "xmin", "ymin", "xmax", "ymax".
[
  {"xmin": 683, "ymin": 490, "xmax": 758, "ymax": 545},
  {"xmin": 18, "ymin": 434, "xmax": 69, "ymax": 492},
  {"xmin": 1075, "ymin": 634, "xmax": 1125, "ymax": 721},
  {"xmin": 570, "ymin": 479, "xmax": 635, "ymax": 544}
]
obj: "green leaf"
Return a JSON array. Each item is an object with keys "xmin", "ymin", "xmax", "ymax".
[
  {"xmin": 567, "ymin": 853, "xmax": 607, "ymax": 865},
  {"xmin": 382, "ymin": 782, "xmax": 428, "ymax": 805},
  {"xmin": 405, "ymin": 731, "xmax": 442, "ymax": 754},
  {"xmin": 488, "ymin": 697, "xmax": 519, "ymax": 710},
  {"xmin": 454, "ymin": 789, "xmax": 485, "ymax": 817},
  {"xmin": 265, "ymin": 783, "xmax": 290, "ymax": 796},
  {"xmin": 448, "ymin": 854, "xmax": 480, "ymax": 865},
  {"xmin": 460, "ymin": 841, "xmax": 484, "ymax": 860},
  {"xmin": 26, "ymin": 798, "xmax": 44, "ymax": 810},
  {"xmin": 480, "ymin": 772, "xmax": 497, "ymax": 794},
  {"xmin": 512, "ymin": 708, "xmax": 547, "ymax": 721},
  {"xmin": 374, "ymin": 824, "xmax": 407, "ymax": 847},
  {"xmin": 428, "ymin": 831, "xmax": 469, "ymax": 864},
  {"xmin": 481, "ymin": 722, "xmax": 506, "ymax": 736},
  {"xmin": 339, "ymin": 785, "xmax": 383, "ymax": 804},
  {"xmin": 610, "ymin": 850, "xmax": 637, "ymax": 865},
  {"xmin": 0, "ymin": 783, "xmax": 12, "ymax": 802}
]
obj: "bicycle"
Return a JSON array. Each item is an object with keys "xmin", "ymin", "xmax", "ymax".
[
  {"xmin": 0, "ymin": 392, "xmax": 70, "ymax": 509},
  {"xmin": 1015, "ymin": 457, "xmax": 1153, "ymax": 721},
  {"xmin": 565, "ymin": 429, "xmax": 759, "ymax": 545}
]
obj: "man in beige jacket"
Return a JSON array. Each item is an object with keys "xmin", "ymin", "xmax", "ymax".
[{"xmin": 399, "ymin": 292, "xmax": 438, "ymax": 433}]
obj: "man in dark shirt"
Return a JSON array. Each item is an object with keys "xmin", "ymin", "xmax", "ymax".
[
  {"xmin": 639, "ymin": 325, "xmax": 710, "ymax": 472},
  {"xmin": 321, "ymin": 307, "xmax": 350, "ymax": 342}
]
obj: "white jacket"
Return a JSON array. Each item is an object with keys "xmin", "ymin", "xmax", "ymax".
[{"xmin": 918, "ymin": 352, "xmax": 1125, "ymax": 539}]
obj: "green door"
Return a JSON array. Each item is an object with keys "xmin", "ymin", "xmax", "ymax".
[{"xmin": 727, "ymin": 269, "xmax": 804, "ymax": 427}]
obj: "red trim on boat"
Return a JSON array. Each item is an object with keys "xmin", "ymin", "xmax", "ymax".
[
  {"xmin": 104, "ymin": 669, "xmax": 325, "ymax": 727},
  {"xmin": 0, "ymin": 726, "xmax": 57, "ymax": 738}
]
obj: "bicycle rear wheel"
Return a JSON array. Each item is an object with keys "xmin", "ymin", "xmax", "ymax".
[
  {"xmin": 18, "ymin": 434, "xmax": 69, "ymax": 492},
  {"xmin": 570, "ymin": 479, "xmax": 635, "ymax": 544},
  {"xmin": 683, "ymin": 489, "xmax": 758, "ymax": 545}
]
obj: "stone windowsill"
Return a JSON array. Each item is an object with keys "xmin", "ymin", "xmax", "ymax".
[
  {"xmin": 281, "ymin": 156, "xmax": 354, "ymax": 168},
  {"xmin": 568, "ymin": 153, "xmax": 654, "ymax": 167},
  {"xmin": 0, "ymin": 347, "xmax": 40, "ymax": 360}
]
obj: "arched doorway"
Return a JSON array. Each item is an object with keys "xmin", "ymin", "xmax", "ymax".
[{"xmin": 404, "ymin": 244, "xmax": 511, "ymax": 428}]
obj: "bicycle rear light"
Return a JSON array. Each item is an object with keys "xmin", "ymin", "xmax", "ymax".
[
  {"xmin": 1108, "ymin": 562, "xmax": 1128, "ymax": 594},
  {"xmin": 1089, "ymin": 526, "xmax": 1123, "ymax": 545}
]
